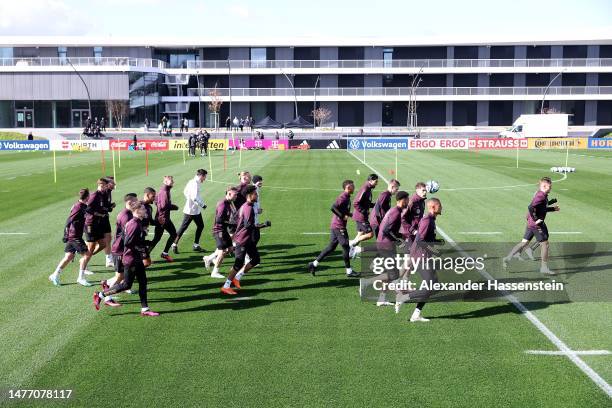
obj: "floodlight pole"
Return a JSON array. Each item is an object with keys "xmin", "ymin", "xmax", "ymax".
[
  {"xmin": 280, "ymin": 68, "xmax": 298, "ymax": 118},
  {"xmin": 313, "ymin": 75, "xmax": 320, "ymax": 127},
  {"xmin": 196, "ymin": 70, "xmax": 202, "ymax": 127},
  {"xmin": 67, "ymin": 58, "xmax": 92, "ymax": 125},
  {"xmin": 541, "ymin": 70, "xmax": 565, "ymax": 114},
  {"xmin": 408, "ymin": 64, "xmax": 425, "ymax": 129}
]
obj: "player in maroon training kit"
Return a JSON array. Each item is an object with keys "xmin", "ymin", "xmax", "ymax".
[
  {"xmin": 149, "ymin": 176, "xmax": 179, "ymax": 262},
  {"xmin": 93, "ymin": 201, "xmax": 159, "ymax": 316},
  {"xmin": 369, "ymin": 179, "xmax": 400, "ymax": 239},
  {"xmin": 360, "ymin": 191, "xmax": 410, "ymax": 306},
  {"xmin": 220, "ymin": 185, "xmax": 271, "ymax": 295},
  {"xmin": 308, "ymin": 180, "xmax": 359, "ymax": 277},
  {"xmin": 349, "ymin": 174, "xmax": 379, "ymax": 259},
  {"xmin": 49, "ymin": 188, "xmax": 94, "ymax": 287},
  {"xmin": 395, "ymin": 197, "xmax": 445, "ymax": 322},
  {"xmin": 99, "ymin": 193, "xmax": 139, "ymax": 304},
  {"xmin": 503, "ymin": 177, "xmax": 560, "ymax": 275}
]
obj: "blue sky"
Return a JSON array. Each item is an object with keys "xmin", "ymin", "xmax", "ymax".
[{"xmin": 0, "ymin": 0, "xmax": 610, "ymax": 38}]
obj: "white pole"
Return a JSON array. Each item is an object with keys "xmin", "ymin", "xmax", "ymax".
[
  {"xmin": 395, "ymin": 146, "xmax": 398, "ymax": 176},
  {"xmin": 208, "ymin": 148, "xmax": 213, "ymax": 182},
  {"xmin": 363, "ymin": 137, "xmax": 366, "ymax": 163},
  {"xmin": 565, "ymin": 145, "xmax": 569, "ymax": 168},
  {"xmin": 516, "ymin": 145, "xmax": 519, "ymax": 169}
]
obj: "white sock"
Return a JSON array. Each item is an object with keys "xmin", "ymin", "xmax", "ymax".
[
  {"xmin": 162, "ymin": 252, "xmax": 168, "ymax": 256},
  {"xmin": 411, "ymin": 308, "xmax": 421, "ymax": 319},
  {"xmin": 235, "ymin": 270, "xmax": 245, "ymax": 281},
  {"xmin": 212, "ymin": 266, "xmax": 220, "ymax": 274},
  {"xmin": 223, "ymin": 279, "xmax": 232, "ymax": 288},
  {"xmin": 107, "ymin": 276, "xmax": 118, "ymax": 287},
  {"xmin": 349, "ymin": 239, "xmax": 357, "ymax": 247},
  {"xmin": 106, "ymin": 254, "xmax": 113, "ymax": 262},
  {"xmin": 171, "ymin": 243, "xmax": 177, "ymax": 247},
  {"xmin": 141, "ymin": 307, "xmax": 149, "ymax": 312},
  {"xmin": 377, "ymin": 292, "xmax": 386, "ymax": 303},
  {"xmin": 353, "ymin": 246, "xmax": 362, "ymax": 255},
  {"xmin": 208, "ymin": 252, "xmax": 217, "ymax": 259},
  {"xmin": 245, "ymin": 254, "xmax": 251, "ymax": 264},
  {"xmin": 346, "ymin": 268, "xmax": 353, "ymax": 275},
  {"xmin": 54, "ymin": 266, "xmax": 62, "ymax": 275},
  {"xmin": 78, "ymin": 269, "xmax": 85, "ymax": 280},
  {"xmin": 312, "ymin": 260, "xmax": 319, "ymax": 267}
]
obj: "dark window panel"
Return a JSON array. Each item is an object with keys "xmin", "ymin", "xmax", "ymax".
[
  {"xmin": 490, "ymin": 46, "xmax": 515, "ymax": 60},
  {"xmin": 454, "ymin": 46, "xmax": 478, "ymax": 59}
]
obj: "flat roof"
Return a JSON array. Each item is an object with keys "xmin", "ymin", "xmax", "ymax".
[{"xmin": 0, "ymin": 31, "xmax": 611, "ymax": 48}]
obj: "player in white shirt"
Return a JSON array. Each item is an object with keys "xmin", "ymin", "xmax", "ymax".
[{"xmin": 171, "ymin": 169, "xmax": 207, "ymax": 253}]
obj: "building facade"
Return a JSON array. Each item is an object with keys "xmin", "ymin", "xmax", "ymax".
[{"xmin": 0, "ymin": 36, "xmax": 611, "ymax": 128}]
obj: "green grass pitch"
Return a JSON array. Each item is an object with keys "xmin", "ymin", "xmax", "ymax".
[{"xmin": 0, "ymin": 147, "xmax": 610, "ymax": 407}]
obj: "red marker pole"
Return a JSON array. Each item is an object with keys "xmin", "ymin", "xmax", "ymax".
[{"xmin": 145, "ymin": 147, "xmax": 149, "ymax": 176}]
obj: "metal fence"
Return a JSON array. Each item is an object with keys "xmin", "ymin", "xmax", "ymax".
[
  {"xmin": 186, "ymin": 86, "xmax": 612, "ymax": 97},
  {"xmin": 186, "ymin": 58, "xmax": 612, "ymax": 70},
  {"xmin": 0, "ymin": 57, "xmax": 166, "ymax": 68}
]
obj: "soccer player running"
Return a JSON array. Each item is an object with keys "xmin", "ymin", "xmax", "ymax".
[
  {"xmin": 140, "ymin": 187, "xmax": 156, "ymax": 268},
  {"xmin": 149, "ymin": 176, "xmax": 179, "ymax": 262},
  {"xmin": 349, "ymin": 174, "xmax": 379, "ymax": 259},
  {"xmin": 49, "ymin": 188, "xmax": 94, "ymax": 287},
  {"xmin": 84, "ymin": 178, "xmax": 110, "ymax": 271},
  {"xmin": 204, "ymin": 187, "xmax": 238, "ymax": 279},
  {"xmin": 93, "ymin": 201, "xmax": 159, "ymax": 316},
  {"xmin": 171, "ymin": 169, "xmax": 208, "ymax": 254},
  {"xmin": 369, "ymin": 179, "xmax": 400, "ymax": 238},
  {"xmin": 100, "ymin": 177, "xmax": 117, "ymax": 268},
  {"xmin": 220, "ymin": 185, "xmax": 271, "ymax": 295},
  {"xmin": 308, "ymin": 180, "xmax": 360, "ymax": 277},
  {"xmin": 188, "ymin": 132, "xmax": 197, "ymax": 157},
  {"xmin": 99, "ymin": 193, "xmax": 138, "ymax": 305},
  {"xmin": 400, "ymin": 182, "xmax": 428, "ymax": 249},
  {"xmin": 503, "ymin": 176, "xmax": 560, "ymax": 275},
  {"xmin": 395, "ymin": 198, "xmax": 445, "ymax": 322},
  {"xmin": 361, "ymin": 191, "xmax": 410, "ymax": 306}
]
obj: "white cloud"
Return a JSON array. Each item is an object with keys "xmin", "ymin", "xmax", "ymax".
[{"xmin": 0, "ymin": 0, "xmax": 93, "ymax": 35}]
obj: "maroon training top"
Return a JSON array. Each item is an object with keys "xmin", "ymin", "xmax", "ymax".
[
  {"xmin": 352, "ymin": 183, "xmax": 374, "ymax": 223},
  {"xmin": 111, "ymin": 208, "xmax": 133, "ymax": 256},
  {"xmin": 400, "ymin": 194, "xmax": 425, "ymax": 238},
  {"xmin": 331, "ymin": 192, "xmax": 351, "ymax": 229},
  {"xmin": 66, "ymin": 201, "xmax": 87, "ymax": 241},
  {"xmin": 369, "ymin": 190, "xmax": 392, "ymax": 228},
  {"xmin": 377, "ymin": 206, "xmax": 403, "ymax": 243},
  {"xmin": 233, "ymin": 202, "xmax": 255, "ymax": 245},
  {"xmin": 122, "ymin": 218, "xmax": 145, "ymax": 266},
  {"xmin": 85, "ymin": 190, "xmax": 108, "ymax": 226}
]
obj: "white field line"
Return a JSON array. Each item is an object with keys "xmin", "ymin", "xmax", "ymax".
[
  {"xmin": 458, "ymin": 232, "xmax": 502, "ymax": 235},
  {"xmin": 549, "ymin": 232, "xmax": 583, "ymax": 234},
  {"xmin": 0, "ymin": 232, "xmax": 29, "ymax": 235},
  {"xmin": 302, "ymin": 232, "xmax": 329, "ymax": 235},
  {"xmin": 347, "ymin": 149, "xmax": 612, "ymax": 398},
  {"xmin": 526, "ymin": 350, "xmax": 610, "ymax": 356}
]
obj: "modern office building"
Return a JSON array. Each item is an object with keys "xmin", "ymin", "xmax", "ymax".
[{"xmin": 0, "ymin": 35, "xmax": 611, "ymax": 128}]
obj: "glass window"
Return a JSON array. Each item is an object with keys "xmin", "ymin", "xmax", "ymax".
[
  {"xmin": 94, "ymin": 46, "xmax": 103, "ymax": 63},
  {"xmin": 383, "ymin": 48, "xmax": 393, "ymax": 68},
  {"xmin": 0, "ymin": 47, "xmax": 13, "ymax": 60},
  {"xmin": 58, "ymin": 46, "xmax": 67, "ymax": 64},
  {"xmin": 169, "ymin": 53, "xmax": 196, "ymax": 68},
  {"xmin": 250, "ymin": 48, "xmax": 266, "ymax": 68}
]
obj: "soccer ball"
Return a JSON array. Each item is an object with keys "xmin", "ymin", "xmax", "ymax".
[{"xmin": 426, "ymin": 180, "xmax": 440, "ymax": 194}]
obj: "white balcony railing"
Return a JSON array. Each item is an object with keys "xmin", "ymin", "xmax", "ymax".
[
  {"xmin": 186, "ymin": 58, "xmax": 612, "ymax": 70},
  {"xmin": 186, "ymin": 86, "xmax": 612, "ymax": 98},
  {"xmin": 0, "ymin": 57, "xmax": 166, "ymax": 69}
]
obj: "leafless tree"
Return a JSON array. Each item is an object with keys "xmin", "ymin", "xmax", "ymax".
[
  {"xmin": 312, "ymin": 107, "xmax": 332, "ymax": 127},
  {"xmin": 208, "ymin": 86, "xmax": 223, "ymax": 130},
  {"xmin": 106, "ymin": 100, "xmax": 129, "ymax": 130}
]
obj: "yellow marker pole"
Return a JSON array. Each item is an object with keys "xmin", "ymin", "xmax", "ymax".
[
  {"xmin": 208, "ymin": 148, "xmax": 213, "ymax": 182},
  {"xmin": 112, "ymin": 147, "xmax": 116, "ymax": 182},
  {"xmin": 53, "ymin": 150, "xmax": 57, "ymax": 183},
  {"xmin": 182, "ymin": 139, "xmax": 186, "ymax": 165}
]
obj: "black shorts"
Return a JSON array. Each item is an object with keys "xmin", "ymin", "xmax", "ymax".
[
  {"xmin": 85, "ymin": 223, "xmax": 104, "ymax": 242},
  {"xmin": 100, "ymin": 217, "xmax": 112, "ymax": 234},
  {"xmin": 356, "ymin": 220, "xmax": 372, "ymax": 234},
  {"xmin": 523, "ymin": 223, "xmax": 549, "ymax": 243},
  {"xmin": 65, "ymin": 239, "xmax": 87, "ymax": 254},
  {"xmin": 213, "ymin": 231, "xmax": 232, "ymax": 250},
  {"xmin": 233, "ymin": 242, "xmax": 260, "ymax": 270},
  {"xmin": 331, "ymin": 228, "xmax": 350, "ymax": 247},
  {"xmin": 114, "ymin": 255, "xmax": 124, "ymax": 273}
]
